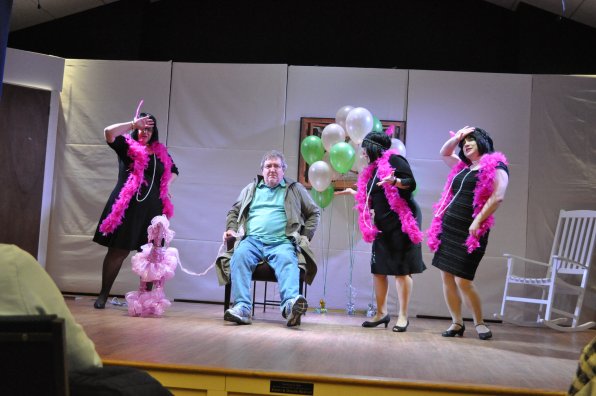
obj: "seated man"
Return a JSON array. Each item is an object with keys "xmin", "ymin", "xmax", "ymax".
[{"xmin": 223, "ymin": 150, "xmax": 320, "ymax": 327}]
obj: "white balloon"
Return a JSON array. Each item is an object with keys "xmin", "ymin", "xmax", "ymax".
[
  {"xmin": 323, "ymin": 152, "xmax": 341, "ymax": 181},
  {"xmin": 308, "ymin": 161, "xmax": 332, "ymax": 192},
  {"xmin": 335, "ymin": 105, "xmax": 354, "ymax": 131},
  {"xmin": 349, "ymin": 140, "xmax": 369, "ymax": 173},
  {"xmin": 390, "ymin": 138, "xmax": 407, "ymax": 157},
  {"xmin": 345, "ymin": 107, "xmax": 373, "ymax": 144},
  {"xmin": 321, "ymin": 123, "xmax": 346, "ymax": 151}
]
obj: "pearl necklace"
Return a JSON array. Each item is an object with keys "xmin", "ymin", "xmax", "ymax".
[
  {"xmin": 434, "ymin": 168, "xmax": 471, "ymax": 218},
  {"xmin": 136, "ymin": 154, "xmax": 156, "ymax": 202}
]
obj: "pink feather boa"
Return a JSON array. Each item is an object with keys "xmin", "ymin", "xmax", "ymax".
[
  {"xmin": 426, "ymin": 152, "xmax": 508, "ymax": 253},
  {"xmin": 99, "ymin": 135, "xmax": 174, "ymax": 235},
  {"xmin": 355, "ymin": 150, "xmax": 423, "ymax": 244}
]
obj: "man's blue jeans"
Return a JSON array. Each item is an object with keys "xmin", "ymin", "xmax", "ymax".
[{"xmin": 230, "ymin": 236, "xmax": 299, "ymax": 314}]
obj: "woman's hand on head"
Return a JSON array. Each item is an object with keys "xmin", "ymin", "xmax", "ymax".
[
  {"xmin": 455, "ymin": 126, "xmax": 475, "ymax": 142},
  {"xmin": 132, "ymin": 115, "xmax": 154, "ymax": 130}
]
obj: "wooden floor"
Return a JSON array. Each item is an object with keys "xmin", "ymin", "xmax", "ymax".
[{"xmin": 67, "ymin": 297, "xmax": 594, "ymax": 394}]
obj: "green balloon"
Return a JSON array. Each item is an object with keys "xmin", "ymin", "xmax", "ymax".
[
  {"xmin": 329, "ymin": 142, "xmax": 356, "ymax": 174},
  {"xmin": 310, "ymin": 185, "xmax": 334, "ymax": 208},
  {"xmin": 372, "ymin": 116, "xmax": 383, "ymax": 133},
  {"xmin": 300, "ymin": 135, "xmax": 324, "ymax": 165},
  {"xmin": 412, "ymin": 186, "xmax": 418, "ymax": 197}
]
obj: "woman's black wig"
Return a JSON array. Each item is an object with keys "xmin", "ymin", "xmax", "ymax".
[
  {"xmin": 458, "ymin": 127, "xmax": 494, "ymax": 165},
  {"xmin": 131, "ymin": 112, "xmax": 159, "ymax": 144},
  {"xmin": 361, "ymin": 132, "xmax": 391, "ymax": 163}
]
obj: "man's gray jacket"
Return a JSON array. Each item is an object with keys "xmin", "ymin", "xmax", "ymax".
[{"xmin": 215, "ymin": 176, "xmax": 320, "ymax": 286}]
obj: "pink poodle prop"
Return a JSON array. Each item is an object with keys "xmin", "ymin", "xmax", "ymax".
[{"xmin": 125, "ymin": 215, "xmax": 180, "ymax": 317}]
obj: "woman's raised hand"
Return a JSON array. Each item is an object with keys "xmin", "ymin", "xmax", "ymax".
[
  {"xmin": 455, "ymin": 126, "xmax": 475, "ymax": 142},
  {"xmin": 132, "ymin": 115, "xmax": 154, "ymax": 130}
]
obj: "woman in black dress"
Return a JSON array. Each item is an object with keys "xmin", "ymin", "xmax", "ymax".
[
  {"xmin": 92, "ymin": 112, "xmax": 179, "ymax": 309},
  {"xmin": 428, "ymin": 126, "xmax": 508, "ymax": 340},
  {"xmin": 338, "ymin": 132, "xmax": 425, "ymax": 332}
]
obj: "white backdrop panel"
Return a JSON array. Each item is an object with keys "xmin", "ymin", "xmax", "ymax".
[
  {"xmin": 528, "ymin": 75, "xmax": 596, "ymax": 260},
  {"xmin": 60, "ymin": 60, "xmax": 172, "ymax": 145},
  {"xmin": 47, "ymin": 234, "xmax": 138, "ymax": 295},
  {"xmin": 406, "ymin": 70, "xmax": 532, "ymax": 164},
  {"xmin": 168, "ymin": 63, "xmax": 287, "ymax": 150},
  {"xmin": 527, "ymin": 75, "xmax": 596, "ymax": 324},
  {"xmin": 167, "ymin": 239, "xmax": 224, "ymax": 302}
]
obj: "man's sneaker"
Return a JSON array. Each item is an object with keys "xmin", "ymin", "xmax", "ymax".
[
  {"xmin": 224, "ymin": 305, "xmax": 252, "ymax": 325},
  {"xmin": 286, "ymin": 295, "xmax": 308, "ymax": 327}
]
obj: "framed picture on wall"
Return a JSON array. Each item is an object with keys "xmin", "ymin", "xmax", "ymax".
[{"xmin": 298, "ymin": 117, "xmax": 406, "ymax": 190}]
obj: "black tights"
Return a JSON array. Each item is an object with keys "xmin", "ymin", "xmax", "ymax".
[{"xmin": 95, "ymin": 247, "xmax": 129, "ymax": 305}]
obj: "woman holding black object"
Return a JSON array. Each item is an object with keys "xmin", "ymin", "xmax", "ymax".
[{"xmin": 337, "ymin": 132, "xmax": 425, "ymax": 332}]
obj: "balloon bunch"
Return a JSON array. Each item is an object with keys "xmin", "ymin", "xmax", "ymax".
[{"xmin": 301, "ymin": 105, "xmax": 388, "ymax": 208}]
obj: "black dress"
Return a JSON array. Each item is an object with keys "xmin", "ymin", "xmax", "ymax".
[
  {"xmin": 431, "ymin": 162, "xmax": 508, "ymax": 280},
  {"xmin": 93, "ymin": 135, "xmax": 179, "ymax": 251},
  {"xmin": 368, "ymin": 155, "xmax": 426, "ymax": 276}
]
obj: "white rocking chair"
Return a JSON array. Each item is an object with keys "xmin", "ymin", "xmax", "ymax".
[{"xmin": 497, "ymin": 210, "xmax": 596, "ymax": 332}]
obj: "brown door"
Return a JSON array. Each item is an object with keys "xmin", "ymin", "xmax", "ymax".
[{"xmin": 0, "ymin": 83, "xmax": 50, "ymax": 258}]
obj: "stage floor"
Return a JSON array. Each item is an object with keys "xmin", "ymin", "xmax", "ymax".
[{"xmin": 67, "ymin": 297, "xmax": 594, "ymax": 394}]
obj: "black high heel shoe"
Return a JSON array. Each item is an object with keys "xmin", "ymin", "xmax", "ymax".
[
  {"xmin": 362, "ymin": 315, "xmax": 391, "ymax": 328},
  {"xmin": 475, "ymin": 323, "xmax": 493, "ymax": 340},
  {"xmin": 94, "ymin": 296, "xmax": 107, "ymax": 309},
  {"xmin": 442, "ymin": 322, "xmax": 465, "ymax": 337},
  {"xmin": 392, "ymin": 320, "xmax": 409, "ymax": 332}
]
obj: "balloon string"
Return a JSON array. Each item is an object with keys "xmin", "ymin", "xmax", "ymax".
[
  {"xmin": 320, "ymin": 208, "xmax": 326, "ymax": 298},
  {"xmin": 344, "ymin": 195, "xmax": 356, "ymax": 307},
  {"xmin": 322, "ymin": 200, "xmax": 333, "ymax": 298},
  {"xmin": 351, "ymin": 200, "xmax": 356, "ymax": 285}
]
